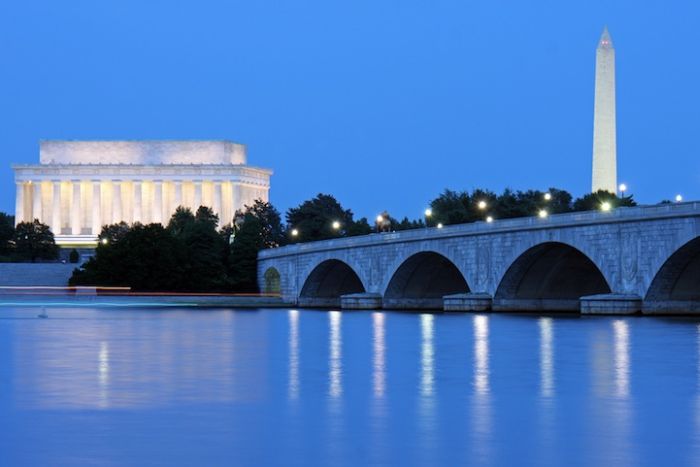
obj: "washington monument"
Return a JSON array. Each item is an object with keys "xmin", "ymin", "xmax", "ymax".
[{"xmin": 591, "ymin": 26, "xmax": 617, "ymax": 193}]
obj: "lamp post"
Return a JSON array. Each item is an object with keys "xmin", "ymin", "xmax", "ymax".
[
  {"xmin": 676, "ymin": 194, "xmax": 683, "ymax": 203},
  {"xmin": 424, "ymin": 208, "xmax": 432, "ymax": 228}
]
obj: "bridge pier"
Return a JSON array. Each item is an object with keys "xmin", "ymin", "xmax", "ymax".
[
  {"xmin": 492, "ymin": 299, "xmax": 581, "ymax": 312},
  {"xmin": 580, "ymin": 294, "xmax": 642, "ymax": 315},
  {"xmin": 382, "ymin": 297, "xmax": 444, "ymax": 310},
  {"xmin": 643, "ymin": 300, "xmax": 700, "ymax": 315},
  {"xmin": 340, "ymin": 293, "xmax": 383, "ymax": 310},
  {"xmin": 443, "ymin": 293, "xmax": 492, "ymax": 312},
  {"xmin": 298, "ymin": 297, "xmax": 342, "ymax": 308}
]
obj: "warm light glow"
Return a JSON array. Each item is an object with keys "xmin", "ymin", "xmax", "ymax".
[
  {"xmin": 676, "ymin": 194, "xmax": 683, "ymax": 202},
  {"xmin": 619, "ymin": 183, "xmax": 627, "ymax": 192},
  {"xmin": 538, "ymin": 209, "xmax": 548, "ymax": 218},
  {"xmin": 332, "ymin": 221, "xmax": 341, "ymax": 230},
  {"xmin": 544, "ymin": 192, "xmax": 552, "ymax": 201},
  {"xmin": 437, "ymin": 223, "xmax": 443, "ymax": 229},
  {"xmin": 477, "ymin": 200, "xmax": 487, "ymax": 210},
  {"xmin": 291, "ymin": 228, "xmax": 299, "ymax": 237},
  {"xmin": 424, "ymin": 208, "xmax": 432, "ymax": 217},
  {"xmin": 601, "ymin": 201, "xmax": 612, "ymax": 211},
  {"xmin": 101, "ymin": 238, "xmax": 108, "ymax": 245},
  {"xmin": 486, "ymin": 216, "xmax": 493, "ymax": 223},
  {"xmin": 376, "ymin": 215, "xmax": 383, "ymax": 223}
]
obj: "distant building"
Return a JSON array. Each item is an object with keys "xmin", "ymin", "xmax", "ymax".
[
  {"xmin": 591, "ymin": 27, "xmax": 617, "ymax": 193},
  {"xmin": 13, "ymin": 140, "xmax": 272, "ymax": 246}
]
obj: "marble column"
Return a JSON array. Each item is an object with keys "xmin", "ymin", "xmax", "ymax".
[
  {"xmin": 174, "ymin": 181, "xmax": 183, "ymax": 212},
  {"xmin": 92, "ymin": 181, "xmax": 102, "ymax": 235},
  {"xmin": 71, "ymin": 180, "xmax": 82, "ymax": 235},
  {"xmin": 133, "ymin": 181, "xmax": 142, "ymax": 224},
  {"xmin": 52, "ymin": 181, "xmax": 61, "ymax": 234},
  {"xmin": 31, "ymin": 182, "xmax": 42, "ymax": 222},
  {"xmin": 112, "ymin": 181, "xmax": 122, "ymax": 224},
  {"xmin": 193, "ymin": 180, "xmax": 202, "ymax": 210},
  {"xmin": 232, "ymin": 184, "xmax": 241, "ymax": 218},
  {"xmin": 213, "ymin": 181, "xmax": 222, "ymax": 226},
  {"xmin": 14, "ymin": 182, "xmax": 25, "ymax": 226},
  {"xmin": 153, "ymin": 180, "xmax": 163, "ymax": 224}
]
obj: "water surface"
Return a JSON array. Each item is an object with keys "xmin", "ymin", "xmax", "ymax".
[{"xmin": 1, "ymin": 307, "xmax": 699, "ymax": 466}]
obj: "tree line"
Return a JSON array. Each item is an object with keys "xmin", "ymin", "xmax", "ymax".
[{"xmin": 0, "ymin": 186, "xmax": 644, "ymax": 292}]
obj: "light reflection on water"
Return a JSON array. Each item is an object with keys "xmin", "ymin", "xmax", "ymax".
[{"xmin": 2, "ymin": 307, "xmax": 700, "ymax": 466}]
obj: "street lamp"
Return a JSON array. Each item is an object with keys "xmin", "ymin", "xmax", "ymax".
[
  {"xmin": 332, "ymin": 221, "xmax": 341, "ymax": 230},
  {"xmin": 376, "ymin": 215, "xmax": 384, "ymax": 223},
  {"xmin": 486, "ymin": 216, "xmax": 494, "ymax": 223},
  {"xmin": 601, "ymin": 201, "xmax": 612, "ymax": 212},
  {"xmin": 477, "ymin": 200, "xmax": 487, "ymax": 210},
  {"xmin": 543, "ymin": 192, "xmax": 552, "ymax": 201},
  {"xmin": 538, "ymin": 209, "xmax": 548, "ymax": 219},
  {"xmin": 291, "ymin": 228, "xmax": 299, "ymax": 237},
  {"xmin": 101, "ymin": 238, "xmax": 108, "ymax": 245},
  {"xmin": 676, "ymin": 194, "xmax": 683, "ymax": 203},
  {"xmin": 437, "ymin": 223, "xmax": 443, "ymax": 229},
  {"xmin": 619, "ymin": 183, "xmax": 627, "ymax": 196}
]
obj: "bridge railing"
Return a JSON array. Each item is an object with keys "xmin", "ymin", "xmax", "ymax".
[{"xmin": 259, "ymin": 202, "xmax": 700, "ymax": 259}]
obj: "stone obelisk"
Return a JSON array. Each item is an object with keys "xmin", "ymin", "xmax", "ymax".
[{"xmin": 591, "ymin": 26, "xmax": 617, "ymax": 193}]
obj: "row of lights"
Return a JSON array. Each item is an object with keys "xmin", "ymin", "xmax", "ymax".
[
  {"xmin": 290, "ymin": 220, "xmax": 342, "ymax": 238},
  {"xmin": 288, "ymin": 187, "xmax": 687, "ymax": 238}
]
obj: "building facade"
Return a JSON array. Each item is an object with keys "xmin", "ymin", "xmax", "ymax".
[{"xmin": 13, "ymin": 140, "xmax": 272, "ymax": 246}]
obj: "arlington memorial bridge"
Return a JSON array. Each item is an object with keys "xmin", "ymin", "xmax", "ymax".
[{"xmin": 257, "ymin": 203, "xmax": 700, "ymax": 315}]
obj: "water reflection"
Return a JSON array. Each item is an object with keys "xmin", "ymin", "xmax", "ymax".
[
  {"xmin": 613, "ymin": 320, "xmax": 630, "ymax": 398},
  {"xmin": 372, "ymin": 312, "xmax": 386, "ymax": 398},
  {"xmin": 473, "ymin": 314, "xmax": 490, "ymax": 395},
  {"xmin": 98, "ymin": 341, "xmax": 109, "ymax": 408},
  {"xmin": 420, "ymin": 314, "xmax": 434, "ymax": 397},
  {"xmin": 539, "ymin": 317, "xmax": 554, "ymax": 397},
  {"xmin": 328, "ymin": 311, "xmax": 343, "ymax": 398},
  {"xmin": 288, "ymin": 309, "xmax": 300, "ymax": 400},
  {"xmin": 471, "ymin": 314, "xmax": 492, "ymax": 464}
]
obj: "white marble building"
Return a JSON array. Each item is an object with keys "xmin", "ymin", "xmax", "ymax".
[{"xmin": 13, "ymin": 140, "xmax": 272, "ymax": 246}]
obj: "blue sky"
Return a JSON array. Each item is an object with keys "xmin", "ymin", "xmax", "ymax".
[{"xmin": 1, "ymin": 0, "xmax": 698, "ymax": 220}]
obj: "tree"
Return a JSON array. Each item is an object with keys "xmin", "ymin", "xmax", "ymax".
[
  {"xmin": 179, "ymin": 212, "xmax": 229, "ymax": 292},
  {"xmin": 232, "ymin": 199, "xmax": 286, "ymax": 248},
  {"xmin": 167, "ymin": 206, "xmax": 195, "ymax": 235},
  {"xmin": 286, "ymin": 194, "xmax": 355, "ymax": 242},
  {"xmin": 13, "ymin": 220, "xmax": 58, "ymax": 262},
  {"xmin": 347, "ymin": 217, "xmax": 372, "ymax": 236},
  {"xmin": 429, "ymin": 189, "xmax": 471, "ymax": 225},
  {"xmin": 0, "ymin": 212, "xmax": 14, "ymax": 256},
  {"xmin": 572, "ymin": 190, "xmax": 637, "ymax": 212},
  {"xmin": 227, "ymin": 200, "xmax": 286, "ymax": 291},
  {"xmin": 69, "ymin": 249, "xmax": 80, "ymax": 263}
]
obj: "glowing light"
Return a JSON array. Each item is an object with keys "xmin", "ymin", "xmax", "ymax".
[
  {"xmin": 101, "ymin": 238, "xmax": 108, "ymax": 245},
  {"xmin": 601, "ymin": 201, "xmax": 612, "ymax": 211},
  {"xmin": 676, "ymin": 194, "xmax": 683, "ymax": 202},
  {"xmin": 538, "ymin": 209, "xmax": 548, "ymax": 218},
  {"xmin": 474, "ymin": 315, "xmax": 490, "ymax": 395},
  {"xmin": 291, "ymin": 228, "xmax": 299, "ymax": 237},
  {"xmin": 424, "ymin": 208, "xmax": 432, "ymax": 217},
  {"xmin": 619, "ymin": 183, "xmax": 627, "ymax": 193},
  {"xmin": 437, "ymin": 223, "xmax": 443, "ymax": 229},
  {"xmin": 486, "ymin": 216, "xmax": 494, "ymax": 223},
  {"xmin": 544, "ymin": 192, "xmax": 552, "ymax": 201},
  {"xmin": 477, "ymin": 200, "xmax": 487, "ymax": 210},
  {"xmin": 332, "ymin": 221, "xmax": 341, "ymax": 230},
  {"xmin": 376, "ymin": 215, "xmax": 384, "ymax": 223}
]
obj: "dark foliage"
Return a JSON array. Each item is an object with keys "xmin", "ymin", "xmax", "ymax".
[
  {"xmin": 13, "ymin": 220, "xmax": 59, "ymax": 262},
  {"xmin": 69, "ymin": 249, "xmax": 79, "ymax": 263}
]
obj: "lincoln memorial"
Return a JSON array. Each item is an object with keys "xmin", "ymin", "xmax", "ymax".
[{"xmin": 12, "ymin": 140, "xmax": 272, "ymax": 246}]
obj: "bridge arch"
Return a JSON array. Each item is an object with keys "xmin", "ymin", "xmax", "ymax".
[
  {"xmin": 383, "ymin": 251, "xmax": 470, "ymax": 310},
  {"xmin": 299, "ymin": 259, "xmax": 366, "ymax": 307},
  {"xmin": 645, "ymin": 236, "xmax": 700, "ymax": 312},
  {"xmin": 262, "ymin": 267, "xmax": 281, "ymax": 294},
  {"xmin": 494, "ymin": 241, "xmax": 611, "ymax": 311}
]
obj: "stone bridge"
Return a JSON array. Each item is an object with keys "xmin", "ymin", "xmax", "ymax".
[{"xmin": 257, "ymin": 203, "xmax": 700, "ymax": 314}]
